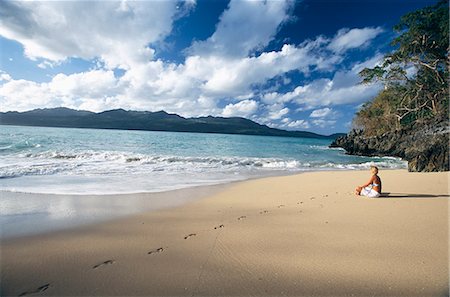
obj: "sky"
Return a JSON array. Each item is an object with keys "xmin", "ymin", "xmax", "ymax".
[{"xmin": 0, "ymin": 0, "xmax": 437, "ymax": 134}]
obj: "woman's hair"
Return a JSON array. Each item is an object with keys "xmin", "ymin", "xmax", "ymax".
[{"xmin": 370, "ymin": 165, "xmax": 379, "ymax": 173}]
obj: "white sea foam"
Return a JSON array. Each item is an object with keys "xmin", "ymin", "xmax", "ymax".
[
  {"xmin": 319, "ymin": 160, "xmax": 407, "ymax": 170},
  {"xmin": 0, "ymin": 148, "xmax": 407, "ymax": 194},
  {"xmin": 1, "ymin": 150, "xmax": 406, "ymax": 180},
  {"xmin": 0, "ymin": 126, "xmax": 407, "ymax": 195}
]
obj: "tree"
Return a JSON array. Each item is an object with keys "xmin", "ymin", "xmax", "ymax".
[
  {"xmin": 353, "ymin": 87, "xmax": 405, "ymax": 135},
  {"xmin": 357, "ymin": 0, "xmax": 449, "ymax": 132}
]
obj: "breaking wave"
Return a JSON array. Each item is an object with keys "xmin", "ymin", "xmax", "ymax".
[
  {"xmin": 1, "ymin": 150, "xmax": 406, "ymax": 180},
  {"xmin": 0, "ymin": 126, "xmax": 407, "ymax": 194}
]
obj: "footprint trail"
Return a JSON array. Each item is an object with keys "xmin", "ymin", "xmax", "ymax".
[
  {"xmin": 184, "ymin": 233, "xmax": 196, "ymax": 240},
  {"xmin": 18, "ymin": 284, "xmax": 50, "ymax": 296},
  {"xmin": 148, "ymin": 247, "xmax": 164, "ymax": 255},
  {"xmin": 93, "ymin": 260, "xmax": 115, "ymax": 269}
]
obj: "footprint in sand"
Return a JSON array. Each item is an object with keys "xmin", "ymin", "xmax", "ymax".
[
  {"xmin": 310, "ymin": 197, "xmax": 315, "ymax": 200},
  {"xmin": 184, "ymin": 233, "xmax": 196, "ymax": 239},
  {"xmin": 297, "ymin": 201, "xmax": 303, "ymax": 205},
  {"xmin": 148, "ymin": 247, "xmax": 164, "ymax": 255},
  {"xmin": 93, "ymin": 260, "xmax": 115, "ymax": 269},
  {"xmin": 259, "ymin": 210, "xmax": 269, "ymax": 214},
  {"xmin": 19, "ymin": 284, "xmax": 50, "ymax": 296},
  {"xmin": 237, "ymin": 216, "xmax": 246, "ymax": 220},
  {"xmin": 214, "ymin": 224, "xmax": 225, "ymax": 230},
  {"xmin": 277, "ymin": 205, "xmax": 285, "ymax": 208}
]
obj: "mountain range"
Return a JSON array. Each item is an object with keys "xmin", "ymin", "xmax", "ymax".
[{"xmin": 0, "ymin": 108, "xmax": 344, "ymax": 139}]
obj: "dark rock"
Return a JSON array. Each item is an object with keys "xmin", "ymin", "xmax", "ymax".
[{"xmin": 330, "ymin": 121, "xmax": 449, "ymax": 172}]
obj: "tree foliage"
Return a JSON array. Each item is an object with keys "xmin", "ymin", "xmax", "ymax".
[{"xmin": 355, "ymin": 0, "xmax": 449, "ymax": 135}]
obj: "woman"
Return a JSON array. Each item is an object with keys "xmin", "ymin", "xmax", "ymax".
[{"xmin": 355, "ymin": 166, "xmax": 382, "ymax": 198}]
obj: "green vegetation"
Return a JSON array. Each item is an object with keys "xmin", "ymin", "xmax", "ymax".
[
  {"xmin": 355, "ymin": 0, "xmax": 449, "ymax": 136},
  {"xmin": 0, "ymin": 108, "xmax": 342, "ymax": 139}
]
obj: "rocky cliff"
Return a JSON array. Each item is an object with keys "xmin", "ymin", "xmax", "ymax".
[{"xmin": 330, "ymin": 121, "xmax": 449, "ymax": 172}]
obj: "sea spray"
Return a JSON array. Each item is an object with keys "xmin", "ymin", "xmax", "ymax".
[{"xmin": 0, "ymin": 125, "xmax": 406, "ymax": 194}]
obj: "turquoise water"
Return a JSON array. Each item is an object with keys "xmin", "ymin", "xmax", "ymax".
[
  {"xmin": 0, "ymin": 125, "xmax": 406, "ymax": 195},
  {"xmin": 0, "ymin": 125, "xmax": 407, "ymax": 238}
]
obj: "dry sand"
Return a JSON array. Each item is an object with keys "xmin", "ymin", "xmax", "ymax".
[{"xmin": 1, "ymin": 170, "xmax": 448, "ymax": 296}]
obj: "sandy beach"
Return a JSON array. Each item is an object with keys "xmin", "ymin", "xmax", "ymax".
[{"xmin": 1, "ymin": 169, "xmax": 448, "ymax": 296}]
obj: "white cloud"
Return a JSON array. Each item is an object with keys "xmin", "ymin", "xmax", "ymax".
[
  {"xmin": 0, "ymin": 71, "xmax": 12, "ymax": 82},
  {"xmin": 311, "ymin": 119, "xmax": 336, "ymax": 128},
  {"xmin": 0, "ymin": 69, "xmax": 121, "ymax": 112},
  {"xmin": 222, "ymin": 100, "xmax": 259, "ymax": 117},
  {"xmin": 0, "ymin": 40, "xmax": 383, "ymax": 119},
  {"xmin": 0, "ymin": 79, "xmax": 53, "ymax": 111},
  {"xmin": 200, "ymin": 43, "xmax": 323, "ymax": 97},
  {"xmin": 288, "ymin": 78, "xmax": 380, "ymax": 108},
  {"xmin": 111, "ymin": 40, "xmax": 330, "ymax": 116},
  {"xmin": 0, "ymin": 0, "xmax": 385, "ymax": 131},
  {"xmin": 190, "ymin": 0, "xmax": 294, "ymax": 57},
  {"xmin": 267, "ymin": 105, "xmax": 289, "ymax": 120},
  {"xmin": 37, "ymin": 61, "xmax": 55, "ymax": 69},
  {"xmin": 0, "ymin": 1, "xmax": 187, "ymax": 69},
  {"xmin": 310, "ymin": 107, "xmax": 333, "ymax": 118},
  {"xmin": 287, "ymin": 119, "xmax": 310, "ymax": 129},
  {"xmin": 328, "ymin": 27, "xmax": 383, "ymax": 53},
  {"xmin": 50, "ymin": 70, "xmax": 119, "ymax": 98},
  {"xmin": 260, "ymin": 55, "xmax": 384, "ymax": 109}
]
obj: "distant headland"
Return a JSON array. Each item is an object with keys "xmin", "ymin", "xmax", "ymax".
[{"xmin": 0, "ymin": 107, "xmax": 343, "ymax": 139}]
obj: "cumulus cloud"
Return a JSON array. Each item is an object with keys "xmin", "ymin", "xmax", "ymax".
[
  {"xmin": 190, "ymin": 0, "xmax": 294, "ymax": 57},
  {"xmin": 222, "ymin": 100, "xmax": 259, "ymax": 117},
  {"xmin": 0, "ymin": 71, "xmax": 11, "ymax": 82},
  {"xmin": 310, "ymin": 107, "xmax": 333, "ymax": 118},
  {"xmin": 267, "ymin": 105, "xmax": 290, "ymax": 120},
  {"xmin": 0, "ymin": 1, "xmax": 191, "ymax": 68},
  {"xmin": 0, "ymin": 0, "xmax": 386, "ymax": 132},
  {"xmin": 261, "ymin": 54, "xmax": 384, "ymax": 109},
  {"xmin": 286, "ymin": 119, "xmax": 310, "ymax": 129},
  {"xmin": 0, "ymin": 69, "xmax": 121, "ymax": 112},
  {"xmin": 311, "ymin": 119, "xmax": 336, "ymax": 128},
  {"xmin": 0, "ymin": 79, "xmax": 56, "ymax": 111},
  {"xmin": 1, "ymin": 36, "xmax": 332, "ymax": 114},
  {"xmin": 328, "ymin": 27, "xmax": 383, "ymax": 53},
  {"xmin": 265, "ymin": 77, "xmax": 381, "ymax": 109},
  {"xmin": 50, "ymin": 70, "xmax": 119, "ymax": 98},
  {"xmin": 200, "ymin": 43, "xmax": 327, "ymax": 97}
]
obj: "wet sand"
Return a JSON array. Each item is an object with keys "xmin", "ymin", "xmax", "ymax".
[
  {"xmin": 1, "ymin": 170, "xmax": 448, "ymax": 296},
  {"xmin": 0, "ymin": 184, "xmax": 229, "ymax": 239}
]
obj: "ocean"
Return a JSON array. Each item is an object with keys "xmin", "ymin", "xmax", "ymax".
[
  {"xmin": 0, "ymin": 125, "xmax": 406, "ymax": 195},
  {"xmin": 0, "ymin": 125, "xmax": 407, "ymax": 238}
]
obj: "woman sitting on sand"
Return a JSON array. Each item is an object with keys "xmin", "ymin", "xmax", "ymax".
[{"xmin": 355, "ymin": 166, "xmax": 382, "ymax": 198}]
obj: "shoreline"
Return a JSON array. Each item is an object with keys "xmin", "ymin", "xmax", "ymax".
[
  {"xmin": 1, "ymin": 168, "xmax": 396, "ymax": 240},
  {"xmin": 0, "ymin": 182, "xmax": 234, "ymax": 240},
  {"xmin": 2, "ymin": 168, "xmax": 317, "ymax": 240},
  {"xmin": 1, "ymin": 169, "xmax": 448, "ymax": 296}
]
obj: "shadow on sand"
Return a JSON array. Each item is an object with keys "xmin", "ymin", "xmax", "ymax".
[{"xmin": 381, "ymin": 192, "xmax": 449, "ymax": 199}]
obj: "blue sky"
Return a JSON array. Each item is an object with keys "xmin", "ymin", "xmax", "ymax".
[{"xmin": 0, "ymin": 0, "xmax": 436, "ymax": 134}]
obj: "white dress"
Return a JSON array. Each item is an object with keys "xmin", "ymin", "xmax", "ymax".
[{"xmin": 360, "ymin": 184, "xmax": 381, "ymax": 198}]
